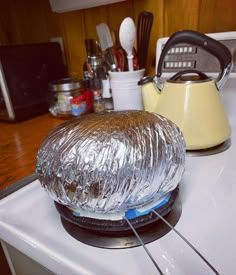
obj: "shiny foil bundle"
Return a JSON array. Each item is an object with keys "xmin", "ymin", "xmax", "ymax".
[{"xmin": 36, "ymin": 111, "xmax": 185, "ymax": 215}]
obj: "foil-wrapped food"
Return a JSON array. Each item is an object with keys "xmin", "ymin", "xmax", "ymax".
[{"xmin": 36, "ymin": 110, "xmax": 185, "ymax": 216}]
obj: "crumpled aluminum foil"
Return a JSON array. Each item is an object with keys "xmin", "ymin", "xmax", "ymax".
[{"xmin": 36, "ymin": 110, "xmax": 185, "ymax": 214}]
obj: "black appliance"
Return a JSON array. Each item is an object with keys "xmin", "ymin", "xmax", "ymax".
[{"xmin": 0, "ymin": 42, "xmax": 67, "ymax": 122}]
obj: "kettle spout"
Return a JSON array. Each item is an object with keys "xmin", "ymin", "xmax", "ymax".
[{"xmin": 138, "ymin": 75, "xmax": 161, "ymax": 113}]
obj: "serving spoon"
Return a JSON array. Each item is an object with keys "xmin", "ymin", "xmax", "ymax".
[{"xmin": 119, "ymin": 17, "xmax": 136, "ymax": 71}]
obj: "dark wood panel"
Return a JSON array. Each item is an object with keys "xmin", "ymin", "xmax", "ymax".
[
  {"xmin": 2, "ymin": 0, "xmax": 236, "ymax": 77},
  {"xmin": 60, "ymin": 10, "xmax": 86, "ymax": 78}
]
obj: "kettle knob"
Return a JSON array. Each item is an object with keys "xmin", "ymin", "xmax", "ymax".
[{"xmin": 157, "ymin": 30, "xmax": 233, "ymax": 90}]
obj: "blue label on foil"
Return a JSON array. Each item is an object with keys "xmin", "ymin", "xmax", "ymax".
[
  {"xmin": 125, "ymin": 194, "xmax": 170, "ymax": 220},
  {"xmin": 72, "ymin": 211, "xmax": 81, "ymax": 217}
]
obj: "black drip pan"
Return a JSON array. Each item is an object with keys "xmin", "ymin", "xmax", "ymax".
[
  {"xmin": 55, "ymin": 187, "xmax": 179, "ymax": 234},
  {"xmin": 55, "ymin": 188, "xmax": 182, "ymax": 248},
  {"xmin": 59, "ymin": 194, "xmax": 182, "ymax": 249}
]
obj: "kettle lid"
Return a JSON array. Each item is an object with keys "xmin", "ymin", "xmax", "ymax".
[
  {"xmin": 137, "ymin": 75, "xmax": 154, "ymax": 85},
  {"xmin": 167, "ymin": 69, "xmax": 211, "ymax": 84}
]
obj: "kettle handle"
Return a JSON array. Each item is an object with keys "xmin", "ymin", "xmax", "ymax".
[{"xmin": 157, "ymin": 30, "xmax": 232, "ymax": 89}]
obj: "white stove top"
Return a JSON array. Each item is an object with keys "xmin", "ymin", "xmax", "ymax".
[
  {"xmin": 0, "ymin": 79, "xmax": 236, "ymax": 275},
  {"xmin": 1, "ymin": 30, "xmax": 236, "ymax": 274}
]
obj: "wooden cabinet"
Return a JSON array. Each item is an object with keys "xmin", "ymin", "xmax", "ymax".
[
  {"xmin": 1, "ymin": 0, "xmax": 236, "ymax": 77},
  {"xmin": 198, "ymin": 0, "xmax": 236, "ymax": 33}
]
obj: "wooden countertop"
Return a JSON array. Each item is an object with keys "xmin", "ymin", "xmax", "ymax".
[{"xmin": 0, "ymin": 114, "xmax": 65, "ymax": 190}]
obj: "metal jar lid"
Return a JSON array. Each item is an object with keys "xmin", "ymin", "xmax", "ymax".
[
  {"xmin": 90, "ymin": 55, "xmax": 103, "ymax": 67},
  {"xmin": 49, "ymin": 78, "xmax": 84, "ymax": 92}
]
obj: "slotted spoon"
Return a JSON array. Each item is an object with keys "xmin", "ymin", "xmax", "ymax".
[{"xmin": 137, "ymin": 11, "xmax": 154, "ymax": 69}]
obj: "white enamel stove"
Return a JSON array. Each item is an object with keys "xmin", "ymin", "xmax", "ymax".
[{"xmin": 1, "ymin": 32, "xmax": 236, "ymax": 275}]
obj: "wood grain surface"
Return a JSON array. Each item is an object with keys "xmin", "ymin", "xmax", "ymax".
[
  {"xmin": 0, "ymin": 114, "xmax": 64, "ymax": 190},
  {"xmin": 1, "ymin": 0, "xmax": 236, "ymax": 78}
]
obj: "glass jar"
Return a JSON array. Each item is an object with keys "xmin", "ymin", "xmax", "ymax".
[
  {"xmin": 90, "ymin": 78, "xmax": 105, "ymax": 113},
  {"xmin": 49, "ymin": 77, "xmax": 91, "ymax": 118}
]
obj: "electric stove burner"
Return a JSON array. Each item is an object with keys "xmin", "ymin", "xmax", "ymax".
[
  {"xmin": 55, "ymin": 188, "xmax": 182, "ymax": 248},
  {"xmin": 187, "ymin": 139, "xmax": 231, "ymax": 157},
  {"xmin": 60, "ymin": 196, "xmax": 181, "ymax": 249}
]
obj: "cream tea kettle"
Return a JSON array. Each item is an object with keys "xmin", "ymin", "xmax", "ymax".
[{"xmin": 139, "ymin": 30, "xmax": 233, "ymax": 150}]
